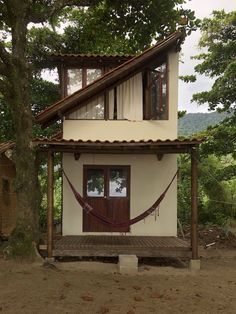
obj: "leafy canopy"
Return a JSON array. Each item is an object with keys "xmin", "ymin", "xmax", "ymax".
[
  {"xmin": 181, "ymin": 10, "xmax": 236, "ymax": 158},
  {"xmin": 192, "ymin": 10, "xmax": 236, "ymax": 112},
  {"xmin": 28, "ymin": 0, "xmax": 199, "ymax": 65}
]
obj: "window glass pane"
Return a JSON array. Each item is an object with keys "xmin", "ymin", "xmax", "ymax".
[
  {"xmin": 109, "ymin": 168, "xmax": 127, "ymax": 197},
  {"xmin": 150, "ymin": 62, "xmax": 167, "ymax": 120},
  {"xmin": 67, "ymin": 69, "xmax": 82, "ymax": 95},
  {"xmin": 87, "ymin": 69, "xmax": 102, "ymax": 84},
  {"xmin": 75, "ymin": 95, "xmax": 104, "ymax": 119},
  {"xmin": 87, "ymin": 169, "xmax": 104, "ymax": 197}
]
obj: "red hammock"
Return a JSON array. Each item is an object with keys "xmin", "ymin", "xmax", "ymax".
[{"xmin": 63, "ymin": 169, "xmax": 178, "ymax": 229}]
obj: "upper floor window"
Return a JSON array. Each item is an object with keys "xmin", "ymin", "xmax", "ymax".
[
  {"xmin": 66, "ymin": 59, "xmax": 168, "ymax": 121},
  {"xmin": 67, "ymin": 68, "xmax": 102, "ymax": 95},
  {"xmin": 143, "ymin": 60, "xmax": 168, "ymax": 120}
]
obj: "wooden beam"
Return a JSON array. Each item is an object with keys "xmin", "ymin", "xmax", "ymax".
[
  {"xmin": 191, "ymin": 147, "xmax": 198, "ymax": 259},
  {"xmin": 47, "ymin": 150, "xmax": 54, "ymax": 258},
  {"xmin": 156, "ymin": 153, "xmax": 164, "ymax": 161}
]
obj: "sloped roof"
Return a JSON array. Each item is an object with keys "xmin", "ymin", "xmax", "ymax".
[
  {"xmin": 0, "ymin": 137, "xmax": 201, "ymax": 155},
  {"xmin": 37, "ymin": 31, "xmax": 183, "ymax": 127},
  {"xmin": 33, "ymin": 137, "xmax": 201, "ymax": 154},
  {"xmin": 50, "ymin": 53, "xmax": 134, "ymax": 61}
]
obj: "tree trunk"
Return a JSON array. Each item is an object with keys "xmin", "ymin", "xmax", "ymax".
[{"xmin": 5, "ymin": 1, "xmax": 39, "ymax": 258}]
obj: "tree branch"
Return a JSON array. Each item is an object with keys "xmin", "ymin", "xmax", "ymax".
[{"xmin": 29, "ymin": 0, "xmax": 96, "ymax": 24}]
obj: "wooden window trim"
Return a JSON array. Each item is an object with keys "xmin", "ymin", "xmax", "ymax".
[
  {"xmin": 65, "ymin": 66, "xmax": 103, "ymax": 96},
  {"xmin": 143, "ymin": 56, "xmax": 169, "ymax": 120}
]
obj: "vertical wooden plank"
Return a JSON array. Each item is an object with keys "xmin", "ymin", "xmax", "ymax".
[
  {"xmin": 104, "ymin": 90, "xmax": 109, "ymax": 120},
  {"xmin": 191, "ymin": 147, "xmax": 198, "ymax": 259},
  {"xmin": 82, "ymin": 68, "xmax": 87, "ymax": 88},
  {"xmin": 47, "ymin": 150, "xmax": 54, "ymax": 258},
  {"xmin": 143, "ymin": 70, "xmax": 151, "ymax": 119}
]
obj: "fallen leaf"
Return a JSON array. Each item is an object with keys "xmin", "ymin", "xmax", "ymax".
[
  {"xmin": 150, "ymin": 293, "xmax": 163, "ymax": 299},
  {"xmin": 64, "ymin": 282, "xmax": 70, "ymax": 287},
  {"xmin": 59, "ymin": 294, "xmax": 66, "ymax": 300},
  {"xmin": 81, "ymin": 294, "xmax": 94, "ymax": 301},
  {"xmin": 134, "ymin": 296, "xmax": 143, "ymax": 302},
  {"xmin": 99, "ymin": 306, "xmax": 109, "ymax": 314}
]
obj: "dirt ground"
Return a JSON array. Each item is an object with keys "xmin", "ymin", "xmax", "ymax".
[{"xmin": 0, "ymin": 249, "xmax": 236, "ymax": 314}]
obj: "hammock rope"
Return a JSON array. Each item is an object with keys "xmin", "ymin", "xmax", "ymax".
[{"xmin": 62, "ymin": 169, "xmax": 178, "ymax": 229}]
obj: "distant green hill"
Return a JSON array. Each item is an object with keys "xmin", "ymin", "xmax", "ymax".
[{"xmin": 178, "ymin": 112, "xmax": 230, "ymax": 137}]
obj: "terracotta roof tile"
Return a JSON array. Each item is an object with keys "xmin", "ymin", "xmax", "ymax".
[
  {"xmin": 50, "ymin": 53, "xmax": 134, "ymax": 58},
  {"xmin": 33, "ymin": 138, "xmax": 201, "ymax": 145}
]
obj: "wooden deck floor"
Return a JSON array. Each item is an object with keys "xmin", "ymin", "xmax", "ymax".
[{"xmin": 52, "ymin": 236, "xmax": 191, "ymax": 258}]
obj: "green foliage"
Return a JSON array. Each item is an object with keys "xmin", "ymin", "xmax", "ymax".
[
  {"xmin": 182, "ymin": 10, "xmax": 236, "ymax": 163},
  {"xmin": 178, "ymin": 154, "xmax": 236, "ymax": 227},
  {"xmin": 179, "ymin": 74, "xmax": 196, "ymax": 83},
  {"xmin": 178, "ymin": 110, "xmax": 186, "ymax": 119},
  {"xmin": 38, "ymin": 154, "xmax": 62, "ymax": 230},
  {"xmin": 178, "ymin": 112, "xmax": 230, "ymax": 137},
  {"xmin": 0, "ymin": 95, "xmax": 14, "ymax": 141},
  {"xmin": 27, "ymin": 0, "xmax": 200, "ymax": 60},
  {"xmin": 199, "ymin": 114, "xmax": 236, "ymax": 158},
  {"xmin": 0, "ymin": 78, "xmax": 60, "ymax": 141},
  {"xmin": 31, "ymin": 78, "xmax": 61, "ymax": 138},
  {"xmin": 192, "ymin": 10, "xmax": 236, "ymax": 111}
]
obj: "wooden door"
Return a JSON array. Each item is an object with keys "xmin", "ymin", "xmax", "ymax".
[{"xmin": 83, "ymin": 165, "xmax": 130, "ymax": 232}]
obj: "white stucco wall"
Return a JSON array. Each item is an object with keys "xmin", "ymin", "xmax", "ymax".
[
  {"xmin": 63, "ymin": 50, "xmax": 179, "ymax": 141},
  {"xmin": 62, "ymin": 153, "xmax": 177, "ymax": 236}
]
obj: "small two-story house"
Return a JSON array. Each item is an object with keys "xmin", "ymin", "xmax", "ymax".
[{"xmin": 36, "ymin": 31, "xmax": 200, "ymax": 260}]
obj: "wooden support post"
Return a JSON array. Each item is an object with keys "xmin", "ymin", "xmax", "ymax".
[
  {"xmin": 47, "ymin": 150, "xmax": 54, "ymax": 258},
  {"xmin": 191, "ymin": 147, "xmax": 198, "ymax": 259}
]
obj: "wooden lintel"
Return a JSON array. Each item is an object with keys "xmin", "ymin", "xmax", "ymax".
[
  {"xmin": 38, "ymin": 148, "xmax": 191, "ymax": 155},
  {"xmin": 156, "ymin": 153, "xmax": 164, "ymax": 161}
]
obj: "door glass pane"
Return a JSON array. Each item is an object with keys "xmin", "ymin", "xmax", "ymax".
[
  {"xmin": 109, "ymin": 168, "xmax": 127, "ymax": 197},
  {"xmin": 87, "ymin": 169, "xmax": 104, "ymax": 197},
  {"xmin": 67, "ymin": 69, "xmax": 82, "ymax": 95}
]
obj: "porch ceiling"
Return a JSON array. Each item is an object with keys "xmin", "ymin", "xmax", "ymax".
[{"xmin": 34, "ymin": 138, "xmax": 201, "ymax": 154}]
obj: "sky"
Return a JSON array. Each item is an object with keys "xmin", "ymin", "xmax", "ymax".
[{"xmin": 179, "ymin": 0, "xmax": 236, "ymax": 113}]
